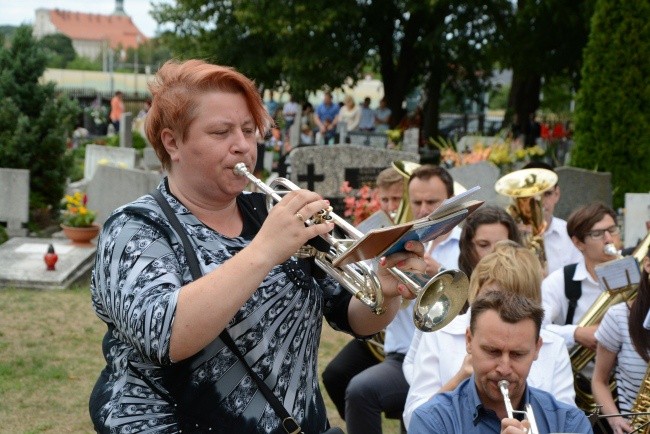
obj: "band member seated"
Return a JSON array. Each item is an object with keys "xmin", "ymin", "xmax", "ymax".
[
  {"xmin": 409, "ymin": 290, "xmax": 593, "ymax": 434},
  {"xmin": 403, "ymin": 241, "xmax": 576, "ymax": 430},
  {"xmin": 542, "ymin": 202, "xmax": 621, "ymax": 349},
  {"xmin": 592, "ymin": 246, "xmax": 650, "ymax": 434},
  {"xmin": 323, "ymin": 165, "xmax": 458, "ymax": 434}
]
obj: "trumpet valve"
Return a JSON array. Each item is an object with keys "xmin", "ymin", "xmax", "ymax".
[{"xmin": 312, "ymin": 206, "xmax": 333, "ymax": 224}]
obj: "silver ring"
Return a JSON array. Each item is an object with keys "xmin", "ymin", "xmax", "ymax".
[{"xmin": 295, "ymin": 213, "xmax": 305, "ymax": 222}]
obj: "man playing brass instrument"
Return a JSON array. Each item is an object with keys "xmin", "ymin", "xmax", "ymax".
[
  {"xmin": 541, "ymin": 202, "xmax": 621, "ymax": 351},
  {"xmin": 522, "ymin": 162, "xmax": 582, "ymax": 274},
  {"xmin": 409, "ymin": 290, "xmax": 592, "ymax": 434}
]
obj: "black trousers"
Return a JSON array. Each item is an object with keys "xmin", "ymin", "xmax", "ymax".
[{"xmin": 322, "ymin": 339, "xmax": 378, "ymax": 420}]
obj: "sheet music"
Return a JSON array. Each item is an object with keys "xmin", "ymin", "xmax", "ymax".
[
  {"xmin": 356, "ymin": 210, "xmax": 394, "ymax": 234},
  {"xmin": 427, "ymin": 185, "xmax": 481, "ymax": 220},
  {"xmin": 594, "ymin": 256, "xmax": 641, "ymax": 291}
]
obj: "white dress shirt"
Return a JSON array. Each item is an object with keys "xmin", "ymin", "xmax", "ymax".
[
  {"xmin": 402, "ymin": 312, "xmax": 576, "ymax": 430},
  {"xmin": 402, "ymin": 227, "xmax": 461, "ymax": 381},
  {"xmin": 541, "ymin": 256, "xmax": 604, "ymax": 346},
  {"xmin": 544, "ymin": 217, "xmax": 583, "ymax": 275}
]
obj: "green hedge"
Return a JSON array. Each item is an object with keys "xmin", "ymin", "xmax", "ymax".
[{"xmin": 571, "ymin": 0, "xmax": 650, "ymax": 208}]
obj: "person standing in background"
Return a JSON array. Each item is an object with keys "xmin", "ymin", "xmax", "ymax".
[
  {"xmin": 358, "ymin": 97, "xmax": 375, "ymax": 132},
  {"xmin": 374, "ymin": 98, "xmax": 391, "ymax": 133},
  {"xmin": 109, "ymin": 91, "xmax": 124, "ymax": 133}
]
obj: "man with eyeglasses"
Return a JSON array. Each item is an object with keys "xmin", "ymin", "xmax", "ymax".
[{"xmin": 541, "ymin": 202, "xmax": 621, "ymax": 349}]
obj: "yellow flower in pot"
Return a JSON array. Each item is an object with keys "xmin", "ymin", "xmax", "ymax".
[{"xmin": 60, "ymin": 192, "xmax": 99, "ymax": 244}]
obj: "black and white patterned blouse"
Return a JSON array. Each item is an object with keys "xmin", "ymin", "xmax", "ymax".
[{"xmin": 89, "ymin": 180, "xmax": 354, "ymax": 433}]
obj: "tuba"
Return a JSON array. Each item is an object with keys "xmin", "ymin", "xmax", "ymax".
[
  {"xmin": 234, "ymin": 163, "xmax": 469, "ymax": 332},
  {"xmin": 571, "ymin": 232, "xmax": 650, "ymax": 411},
  {"xmin": 495, "ymin": 168, "xmax": 558, "ymax": 271}
]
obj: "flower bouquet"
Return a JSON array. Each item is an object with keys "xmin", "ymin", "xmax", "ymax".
[{"xmin": 340, "ymin": 181, "xmax": 381, "ymax": 226}]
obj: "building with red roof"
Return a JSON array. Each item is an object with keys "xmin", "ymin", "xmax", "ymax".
[{"xmin": 33, "ymin": 0, "xmax": 147, "ymax": 61}]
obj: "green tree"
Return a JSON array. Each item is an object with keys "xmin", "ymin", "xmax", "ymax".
[
  {"xmin": 152, "ymin": 0, "xmax": 510, "ymax": 135},
  {"xmin": 39, "ymin": 33, "xmax": 76, "ymax": 68},
  {"xmin": 0, "ymin": 26, "xmax": 79, "ymax": 225},
  {"xmin": 571, "ymin": 0, "xmax": 650, "ymax": 208},
  {"xmin": 502, "ymin": 0, "xmax": 594, "ymax": 136}
]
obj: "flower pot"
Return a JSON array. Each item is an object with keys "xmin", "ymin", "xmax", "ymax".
[{"xmin": 61, "ymin": 224, "xmax": 100, "ymax": 245}]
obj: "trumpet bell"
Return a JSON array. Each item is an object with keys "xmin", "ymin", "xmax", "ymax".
[{"xmin": 414, "ymin": 269, "xmax": 469, "ymax": 332}]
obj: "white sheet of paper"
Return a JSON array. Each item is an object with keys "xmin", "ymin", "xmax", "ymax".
[{"xmin": 594, "ymin": 256, "xmax": 641, "ymax": 291}]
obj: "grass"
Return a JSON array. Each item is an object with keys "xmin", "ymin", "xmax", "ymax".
[{"xmin": 0, "ymin": 286, "xmax": 401, "ymax": 433}]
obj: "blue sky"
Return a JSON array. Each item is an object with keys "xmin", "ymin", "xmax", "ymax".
[{"xmin": 1, "ymin": 0, "xmax": 159, "ymax": 37}]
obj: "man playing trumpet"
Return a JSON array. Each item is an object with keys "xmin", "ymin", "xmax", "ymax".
[{"xmin": 409, "ymin": 290, "xmax": 592, "ymax": 434}]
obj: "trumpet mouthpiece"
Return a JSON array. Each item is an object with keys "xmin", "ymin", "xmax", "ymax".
[
  {"xmin": 233, "ymin": 162, "xmax": 248, "ymax": 176},
  {"xmin": 604, "ymin": 243, "xmax": 618, "ymax": 256},
  {"xmin": 498, "ymin": 380, "xmax": 510, "ymax": 392}
]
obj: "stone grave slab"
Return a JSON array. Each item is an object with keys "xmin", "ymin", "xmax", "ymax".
[
  {"xmin": 624, "ymin": 193, "xmax": 650, "ymax": 248},
  {"xmin": 119, "ymin": 112, "xmax": 134, "ymax": 148},
  {"xmin": 287, "ymin": 145, "xmax": 418, "ymax": 216},
  {"xmin": 402, "ymin": 128, "xmax": 420, "ymax": 154},
  {"xmin": 449, "ymin": 161, "xmax": 508, "ymax": 208},
  {"xmin": 0, "ymin": 168, "xmax": 30, "ymax": 237},
  {"xmin": 555, "ymin": 167, "xmax": 613, "ymax": 221},
  {"xmin": 84, "ymin": 144, "xmax": 137, "ymax": 180},
  {"xmin": 0, "ymin": 237, "xmax": 96, "ymax": 290},
  {"xmin": 86, "ymin": 164, "xmax": 163, "ymax": 225}
]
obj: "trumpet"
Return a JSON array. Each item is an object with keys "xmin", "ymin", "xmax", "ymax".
[
  {"xmin": 233, "ymin": 163, "xmax": 469, "ymax": 332},
  {"xmin": 499, "ymin": 380, "xmax": 539, "ymax": 434}
]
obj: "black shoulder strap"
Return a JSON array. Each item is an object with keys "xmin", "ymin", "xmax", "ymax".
[
  {"xmin": 149, "ymin": 188, "xmax": 302, "ymax": 434},
  {"xmin": 563, "ymin": 263, "xmax": 581, "ymax": 325}
]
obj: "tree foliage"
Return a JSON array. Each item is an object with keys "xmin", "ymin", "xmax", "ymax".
[
  {"xmin": 0, "ymin": 26, "xmax": 79, "ymax": 223},
  {"xmin": 153, "ymin": 0, "xmax": 511, "ymax": 135},
  {"xmin": 571, "ymin": 0, "xmax": 650, "ymax": 208},
  {"xmin": 502, "ymin": 0, "xmax": 594, "ymax": 133},
  {"xmin": 39, "ymin": 33, "xmax": 76, "ymax": 68}
]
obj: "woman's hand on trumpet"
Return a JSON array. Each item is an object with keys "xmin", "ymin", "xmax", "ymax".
[
  {"xmin": 251, "ymin": 189, "xmax": 334, "ymax": 265},
  {"xmin": 377, "ymin": 240, "xmax": 428, "ymax": 300}
]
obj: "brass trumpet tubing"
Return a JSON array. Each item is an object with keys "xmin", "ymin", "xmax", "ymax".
[{"xmin": 233, "ymin": 163, "xmax": 469, "ymax": 331}]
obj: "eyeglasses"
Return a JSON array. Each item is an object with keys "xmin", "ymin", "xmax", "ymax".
[{"xmin": 586, "ymin": 225, "xmax": 620, "ymax": 240}]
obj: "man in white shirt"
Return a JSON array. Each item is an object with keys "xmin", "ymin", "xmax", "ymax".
[
  {"xmin": 542, "ymin": 202, "xmax": 621, "ymax": 348},
  {"xmin": 522, "ymin": 162, "xmax": 582, "ymax": 274},
  {"xmin": 344, "ymin": 165, "xmax": 459, "ymax": 434}
]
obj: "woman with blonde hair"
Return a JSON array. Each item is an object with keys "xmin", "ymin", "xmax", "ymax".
[
  {"xmin": 338, "ymin": 95, "xmax": 361, "ymax": 137},
  {"xmin": 402, "ymin": 241, "xmax": 576, "ymax": 430}
]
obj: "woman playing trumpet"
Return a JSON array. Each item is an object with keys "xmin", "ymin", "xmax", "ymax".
[{"xmin": 88, "ymin": 59, "xmax": 427, "ymax": 433}]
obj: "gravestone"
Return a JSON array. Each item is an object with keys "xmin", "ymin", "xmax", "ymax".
[
  {"xmin": 86, "ymin": 164, "xmax": 163, "ymax": 225},
  {"xmin": 0, "ymin": 168, "xmax": 30, "ymax": 237},
  {"xmin": 289, "ymin": 111, "xmax": 302, "ymax": 148},
  {"xmin": 448, "ymin": 162, "xmax": 508, "ymax": 208},
  {"xmin": 555, "ymin": 167, "xmax": 613, "ymax": 220},
  {"xmin": 287, "ymin": 145, "xmax": 419, "ymax": 215},
  {"xmin": 402, "ymin": 128, "xmax": 420, "ymax": 154},
  {"xmin": 624, "ymin": 193, "xmax": 650, "ymax": 248},
  {"xmin": 84, "ymin": 144, "xmax": 137, "ymax": 180},
  {"xmin": 141, "ymin": 147, "xmax": 162, "ymax": 172},
  {"xmin": 0, "ymin": 237, "xmax": 96, "ymax": 290},
  {"xmin": 119, "ymin": 112, "xmax": 134, "ymax": 148},
  {"xmin": 348, "ymin": 131, "xmax": 388, "ymax": 148}
]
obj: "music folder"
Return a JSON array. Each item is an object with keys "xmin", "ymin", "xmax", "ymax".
[{"xmin": 332, "ymin": 186, "xmax": 483, "ymax": 267}]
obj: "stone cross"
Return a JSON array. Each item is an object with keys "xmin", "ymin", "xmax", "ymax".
[{"xmin": 0, "ymin": 168, "xmax": 30, "ymax": 237}]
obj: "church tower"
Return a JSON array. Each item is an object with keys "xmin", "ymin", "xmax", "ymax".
[{"xmin": 114, "ymin": 0, "xmax": 126, "ymax": 15}]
